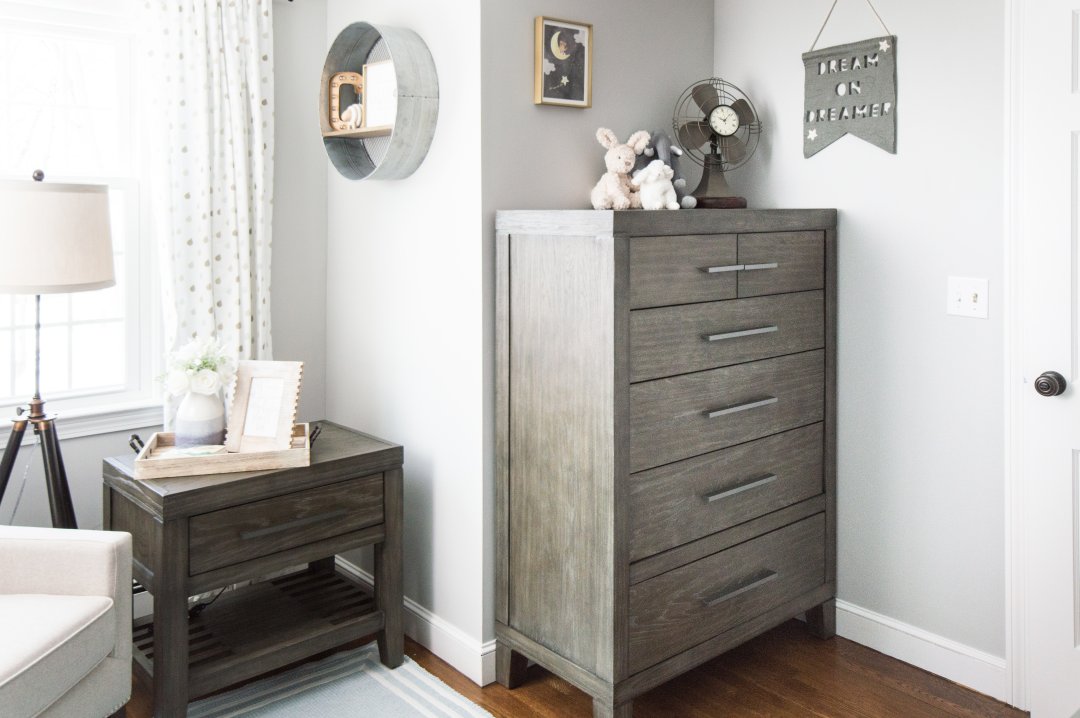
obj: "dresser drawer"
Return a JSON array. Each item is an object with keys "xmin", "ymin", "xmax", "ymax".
[
  {"xmin": 630, "ymin": 291, "xmax": 824, "ymax": 382},
  {"xmin": 629, "ymin": 350, "xmax": 824, "ymax": 472},
  {"xmin": 629, "ymin": 424, "xmax": 823, "ymax": 561},
  {"xmin": 188, "ymin": 474, "xmax": 384, "ymax": 574},
  {"xmin": 629, "ymin": 234, "xmax": 737, "ymax": 308},
  {"xmin": 737, "ymin": 231, "xmax": 824, "ymax": 297},
  {"xmin": 628, "ymin": 513, "xmax": 826, "ymax": 674}
]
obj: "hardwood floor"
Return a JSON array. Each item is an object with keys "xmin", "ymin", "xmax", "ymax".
[{"xmin": 125, "ymin": 620, "xmax": 1026, "ymax": 717}]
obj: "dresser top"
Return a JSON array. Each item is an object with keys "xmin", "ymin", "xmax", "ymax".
[
  {"xmin": 495, "ymin": 208, "xmax": 837, "ymax": 236},
  {"xmin": 103, "ymin": 421, "xmax": 402, "ymax": 518}
]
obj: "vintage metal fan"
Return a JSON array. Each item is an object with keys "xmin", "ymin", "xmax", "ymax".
[{"xmin": 673, "ymin": 78, "xmax": 762, "ymax": 208}]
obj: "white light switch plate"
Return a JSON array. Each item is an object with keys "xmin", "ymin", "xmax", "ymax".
[{"xmin": 947, "ymin": 276, "xmax": 989, "ymax": 319}]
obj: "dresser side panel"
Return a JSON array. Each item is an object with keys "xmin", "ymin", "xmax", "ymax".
[{"xmin": 508, "ymin": 232, "xmax": 616, "ymax": 680}]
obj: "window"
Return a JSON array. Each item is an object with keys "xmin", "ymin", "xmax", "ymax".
[{"xmin": 0, "ymin": 0, "xmax": 158, "ymax": 424}]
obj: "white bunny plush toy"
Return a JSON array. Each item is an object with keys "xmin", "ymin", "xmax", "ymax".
[
  {"xmin": 341, "ymin": 103, "xmax": 363, "ymax": 130},
  {"xmin": 590, "ymin": 128, "xmax": 651, "ymax": 210},
  {"xmin": 631, "ymin": 159, "xmax": 680, "ymax": 210}
]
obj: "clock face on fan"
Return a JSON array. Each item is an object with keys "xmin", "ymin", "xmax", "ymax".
[{"xmin": 709, "ymin": 105, "xmax": 740, "ymax": 136}]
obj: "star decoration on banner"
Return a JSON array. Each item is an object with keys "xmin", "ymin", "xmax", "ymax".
[
  {"xmin": 807, "ymin": 129, "xmax": 818, "ymax": 141},
  {"xmin": 560, "ymin": 76, "xmax": 569, "ymax": 86},
  {"xmin": 879, "ymin": 39, "xmax": 891, "ymax": 52}
]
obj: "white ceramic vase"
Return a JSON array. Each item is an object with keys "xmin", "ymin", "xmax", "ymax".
[{"xmin": 174, "ymin": 391, "xmax": 226, "ymax": 447}]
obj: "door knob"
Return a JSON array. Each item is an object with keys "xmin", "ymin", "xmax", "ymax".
[{"xmin": 1035, "ymin": 371, "xmax": 1067, "ymax": 397}]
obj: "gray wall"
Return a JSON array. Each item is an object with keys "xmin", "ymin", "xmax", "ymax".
[
  {"xmin": 1, "ymin": 0, "xmax": 329, "ymax": 530},
  {"xmin": 713, "ymin": 0, "xmax": 1006, "ymax": 657}
]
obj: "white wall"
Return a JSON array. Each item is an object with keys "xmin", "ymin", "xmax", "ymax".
[
  {"xmin": 714, "ymin": 0, "xmax": 1007, "ymax": 687},
  {"xmin": 272, "ymin": 0, "xmax": 328, "ymax": 422},
  {"xmin": 324, "ymin": 0, "xmax": 488, "ymax": 682}
]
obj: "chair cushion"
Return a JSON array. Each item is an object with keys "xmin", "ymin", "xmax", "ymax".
[{"xmin": 0, "ymin": 594, "xmax": 115, "ymax": 718}]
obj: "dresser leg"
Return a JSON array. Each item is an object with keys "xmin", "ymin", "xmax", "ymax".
[
  {"xmin": 806, "ymin": 598, "xmax": 836, "ymax": 639},
  {"xmin": 593, "ymin": 697, "xmax": 632, "ymax": 718},
  {"xmin": 495, "ymin": 641, "xmax": 528, "ymax": 689},
  {"xmin": 376, "ymin": 467, "xmax": 404, "ymax": 668}
]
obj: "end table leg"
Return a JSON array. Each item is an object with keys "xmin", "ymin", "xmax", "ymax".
[
  {"xmin": 154, "ymin": 520, "xmax": 189, "ymax": 717},
  {"xmin": 376, "ymin": 467, "xmax": 404, "ymax": 668},
  {"xmin": 806, "ymin": 598, "xmax": 837, "ymax": 639},
  {"xmin": 495, "ymin": 641, "xmax": 528, "ymax": 689}
]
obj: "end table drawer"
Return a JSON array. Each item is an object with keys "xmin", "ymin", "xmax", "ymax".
[{"xmin": 188, "ymin": 474, "xmax": 384, "ymax": 574}]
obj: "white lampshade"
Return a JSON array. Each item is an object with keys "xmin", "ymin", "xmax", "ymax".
[{"xmin": 0, "ymin": 180, "xmax": 115, "ymax": 294}]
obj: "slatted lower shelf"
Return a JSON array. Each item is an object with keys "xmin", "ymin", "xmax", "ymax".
[{"xmin": 132, "ymin": 567, "xmax": 383, "ymax": 699}]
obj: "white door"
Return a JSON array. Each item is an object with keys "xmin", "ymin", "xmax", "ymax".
[{"xmin": 1019, "ymin": 0, "xmax": 1080, "ymax": 715}]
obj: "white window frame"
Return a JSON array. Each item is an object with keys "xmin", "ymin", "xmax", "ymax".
[{"xmin": 0, "ymin": 0, "xmax": 162, "ymax": 439}]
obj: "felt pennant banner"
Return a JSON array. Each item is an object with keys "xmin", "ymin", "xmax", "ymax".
[{"xmin": 802, "ymin": 35, "xmax": 897, "ymax": 157}]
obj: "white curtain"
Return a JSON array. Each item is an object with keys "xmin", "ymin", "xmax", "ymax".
[{"xmin": 145, "ymin": 0, "xmax": 275, "ymax": 377}]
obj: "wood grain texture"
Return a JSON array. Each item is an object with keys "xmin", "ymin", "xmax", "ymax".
[
  {"xmin": 495, "ymin": 210, "xmax": 838, "ymax": 718},
  {"xmin": 630, "ymin": 290, "xmax": 824, "ymax": 382},
  {"xmin": 629, "ymin": 234, "xmax": 737, "ymax": 309},
  {"xmin": 628, "ymin": 424, "xmax": 824, "ymax": 561},
  {"xmin": 375, "ymin": 467, "xmax": 404, "ymax": 667},
  {"xmin": 629, "ymin": 350, "xmax": 825, "ymax": 472},
  {"xmin": 629, "ymin": 497, "xmax": 826, "ymax": 585},
  {"xmin": 628, "ymin": 514, "xmax": 825, "ymax": 674},
  {"xmin": 736, "ymin": 231, "xmax": 825, "ymax": 297},
  {"xmin": 508, "ymin": 232, "xmax": 616, "ymax": 680},
  {"xmin": 105, "ymin": 421, "xmax": 403, "ymax": 716},
  {"xmin": 104, "ymin": 422, "xmax": 401, "ymax": 519},
  {"xmin": 188, "ymin": 473, "xmax": 383, "ymax": 574}
]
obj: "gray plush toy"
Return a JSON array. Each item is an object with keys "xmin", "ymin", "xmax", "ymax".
[{"xmin": 633, "ymin": 130, "xmax": 697, "ymax": 209}]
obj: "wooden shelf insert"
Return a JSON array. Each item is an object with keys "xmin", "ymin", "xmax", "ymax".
[
  {"xmin": 132, "ymin": 567, "xmax": 383, "ymax": 699},
  {"xmin": 322, "ymin": 125, "xmax": 393, "ymax": 139}
]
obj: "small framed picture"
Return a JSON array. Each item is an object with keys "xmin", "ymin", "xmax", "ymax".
[
  {"xmin": 534, "ymin": 16, "xmax": 592, "ymax": 108},
  {"xmin": 225, "ymin": 360, "xmax": 303, "ymax": 453}
]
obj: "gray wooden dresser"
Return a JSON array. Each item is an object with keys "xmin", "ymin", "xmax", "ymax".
[{"xmin": 494, "ymin": 209, "xmax": 837, "ymax": 718}]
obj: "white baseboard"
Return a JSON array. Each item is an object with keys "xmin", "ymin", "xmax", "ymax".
[
  {"xmin": 336, "ymin": 557, "xmax": 496, "ymax": 686},
  {"xmin": 836, "ymin": 599, "xmax": 1009, "ymax": 703}
]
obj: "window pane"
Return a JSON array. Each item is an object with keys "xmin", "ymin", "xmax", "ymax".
[
  {"xmin": 0, "ymin": 30, "xmax": 128, "ymax": 177},
  {"xmin": 71, "ymin": 321, "xmax": 124, "ymax": 389},
  {"xmin": 13, "ymin": 326, "xmax": 69, "ymax": 396},
  {"xmin": 13, "ymin": 295, "xmax": 69, "ymax": 328},
  {"xmin": 71, "ymin": 273, "xmax": 124, "ymax": 322}
]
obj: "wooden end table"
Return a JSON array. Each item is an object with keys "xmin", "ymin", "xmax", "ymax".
[{"xmin": 103, "ymin": 421, "xmax": 403, "ymax": 718}]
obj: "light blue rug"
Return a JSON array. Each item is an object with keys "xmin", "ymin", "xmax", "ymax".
[{"xmin": 187, "ymin": 644, "xmax": 493, "ymax": 717}]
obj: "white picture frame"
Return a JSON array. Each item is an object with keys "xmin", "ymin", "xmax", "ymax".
[{"xmin": 225, "ymin": 360, "xmax": 303, "ymax": 453}]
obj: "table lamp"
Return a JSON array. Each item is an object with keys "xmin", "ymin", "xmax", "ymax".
[{"xmin": 0, "ymin": 170, "xmax": 115, "ymax": 528}]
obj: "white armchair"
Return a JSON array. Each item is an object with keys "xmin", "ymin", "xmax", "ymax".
[{"xmin": 0, "ymin": 526, "xmax": 132, "ymax": 718}]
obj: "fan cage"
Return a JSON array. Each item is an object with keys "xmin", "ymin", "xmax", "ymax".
[{"xmin": 673, "ymin": 78, "xmax": 761, "ymax": 171}]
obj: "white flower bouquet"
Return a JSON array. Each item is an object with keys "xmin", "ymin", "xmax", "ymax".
[{"xmin": 164, "ymin": 337, "xmax": 238, "ymax": 397}]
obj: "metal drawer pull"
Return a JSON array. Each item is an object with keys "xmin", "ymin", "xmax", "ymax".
[
  {"xmin": 240, "ymin": 508, "xmax": 349, "ymax": 540},
  {"xmin": 742, "ymin": 262, "xmax": 779, "ymax": 271},
  {"xmin": 706, "ymin": 396, "xmax": 778, "ymax": 418},
  {"xmin": 702, "ymin": 264, "xmax": 744, "ymax": 273},
  {"xmin": 702, "ymin": 570, "xmax": 778, "ymax": 608},
  {"xmin": 704, "ymin": 474, "xmax": 778, "ymax": 503},
  {"xmin": 703, "ymin": 325, "xmax": 778, "ymax": 342}
]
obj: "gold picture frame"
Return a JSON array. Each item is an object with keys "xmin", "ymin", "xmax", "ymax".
[
  {"xmin": 225, "ymin": 360, "xmax": 304, "ymax": 453},
  {"xmin": 534, "ymin": 16, "xmax": 592, "ymax": 108}
]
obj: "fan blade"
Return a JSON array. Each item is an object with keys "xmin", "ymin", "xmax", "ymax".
[
  {"xmin": 731, "ymin": 98, "xmax": 755, "ymax": 126},
  {"xmin": 719, "ymin": 134, "xmax": 747, "ymax": 164},
  {"xmin": 677, "ymin": 120, "xmax": 712, "ymax": 150},
  {"xmin": 691, "ymin": 83, "xmax": 721, "ymax": 116}
]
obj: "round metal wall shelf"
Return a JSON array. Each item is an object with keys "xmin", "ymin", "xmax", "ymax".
[{"xmin": 320, "ymin": 22, "xmax": 439, "ymax": 180}]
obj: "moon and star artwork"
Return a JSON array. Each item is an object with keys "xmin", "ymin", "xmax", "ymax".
[{"xmin": 534, "ymin": 17, "xmax": 592, "ymax": 108}]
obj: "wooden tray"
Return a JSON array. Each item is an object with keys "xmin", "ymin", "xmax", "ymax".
[{"xmin": 133, "ymin": 424, "xmax": 310, "ymax": 480}]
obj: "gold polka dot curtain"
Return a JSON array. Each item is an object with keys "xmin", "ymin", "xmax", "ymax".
[{"xmin": 145, "ymin": 0, "xmax": 275, "ymax": 385}]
